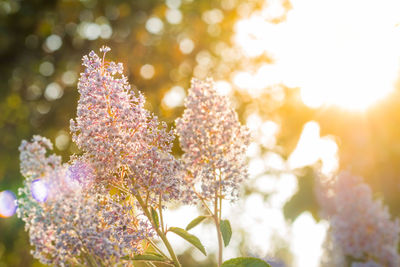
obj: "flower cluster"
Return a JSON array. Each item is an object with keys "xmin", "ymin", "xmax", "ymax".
[
  {"xmin": 19, "ymin": 135, "xmax": 61, "ymax": 182},
  {"xmin": 70, "ymin": 47, "xmax": 183, "ymax": 204},
  {"xmin": 18, "ymin": 48, "xmax": 253, "ymax": 267},
  {"xmin": 317, "ymin": 171, "xmax": 400, "ymax": 267},
  {"xmin": 17, "ymin": 136, "xmax": 151, "ymax": 266},
  {"xmin": 176, "ymin": 78, "xmax": 250, "ymax": 202}
]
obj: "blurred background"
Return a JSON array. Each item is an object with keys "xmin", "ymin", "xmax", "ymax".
[{"xmin": 1, "ymin": 0, "xmax": 400, "ymax": 266}]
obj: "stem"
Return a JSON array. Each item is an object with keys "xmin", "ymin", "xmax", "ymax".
[
  {"xmin": 192, "ymin": 184, "xmax": 223, "ymax": 266},
  {"xmin": 219, "ymin": 173, "xmax": 222, "ymax": 222},
  {"xmin": 191, "ymin": 185, "xmax": 213, "ymax": 216},
  {"xmin": 147, "ymin": 238, "xmax": 171, "ymax": 260},
  {"xmin": 159, "ymin": 195, "xmax": 165, "ymax": 233},
  {"xmin": 214, "ymin": 189, "xmax": 223, "ymax": 267},
  {"xmin": 135, "ymin": 193, "xmax": 181, "ymax": 267},
  {"xmin": 82, "ymin": 253, "xmax": 98, "ymax": 267}
]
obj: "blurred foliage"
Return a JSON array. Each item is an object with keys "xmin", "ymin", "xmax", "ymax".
[
  {"xmin": 283, "ymin": 167, "xmax": 319, "ymax": 222},
  {"xmin": 1, "ymin": 0, "xmax": 400, "ymax": 266}
]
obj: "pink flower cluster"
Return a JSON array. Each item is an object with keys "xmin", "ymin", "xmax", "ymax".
[
  {"xmin": 70, "ymin": 47, "xmax": 183, "ymax": 204},
  {"xmin": 317, "ymin": 171, "xmax": 399, "ymax": 266},
  {"xmin": 18, "ymin": 137, "xmax": 151, "ymax": 266},
  {"xmin": 18, "ymin": 47, "xmax": 251, "ymax": 266},
  {"xmin": 176, "ymin": 78, "xmax": 250, "ymax": 202},
  {"xmin": 19, "ymin": 135, "xmax": 61, "ymax": 181}
]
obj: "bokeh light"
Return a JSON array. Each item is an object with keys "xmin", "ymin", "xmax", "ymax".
[
  {"xmin": 55, "ymin": 131, "xmax": 70, "ymax": 151},
  {"xmin": 31, "ymin": 179, "xmax": 49, "ymax": 203},
  {"xmin": 179, "ymin": 38, "xmax": 195, "ymax": 54},
  {"xmin": 289, "ymin": 121, "xmax": 338, "ymax": 175},
  {"xmin": 166, "ymin": 9, "xmax": 183, "ymax": 24},
  {"xmin": 166, "ymin": 0, "xmax": 181, "ymax": 9},
  {"xmin": 62, "ymin": 71, "xmax": 78, "ymax": 86},
  {"xmin": 44, "ymin": 82, "xmax": 63, "ymax": 101},
  {"xmin": 214, "ymin": 80, "xmax": 232, "ymax": 96},
  {"xmin": 146, "ymin": 17, "xmax": 164, "ymax": 34},
  {"xmin": 162, "ymin": 86, "xmax": 186, "ymax": 109},
  {"xmin": 45, "ymin": 34, "xmax": 62, "ymax": 52},
  {"xmin": 0, "ymin": 190, "xmax": 17, "ymax": 218},
  {"xmin": 39, "ymin": 61, "xmax": 55, "ymax": 77},
  {"xmin": 140, "ymin": 64, "xmax": 155, "ymax": 79}
]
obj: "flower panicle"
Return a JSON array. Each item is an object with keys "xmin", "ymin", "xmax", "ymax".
[
  {"xmin": 70, "ymin": 47, "xmax": 184, "ymax": 205},
  {"xmin": 18, "ymin": 136, "xmax": 152, "ymax": 266},
  {"xmin": 317, "ymin": 171, "xmax": 400, "ymax": 266},
  {"xmin": 176, "ymin": 78, "xmax": 250, "ymax": 203}
]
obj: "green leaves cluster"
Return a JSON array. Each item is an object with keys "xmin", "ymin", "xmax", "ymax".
[{"xmin": 124, "ymin": 216, "xmax": 270, "ymax": 267}]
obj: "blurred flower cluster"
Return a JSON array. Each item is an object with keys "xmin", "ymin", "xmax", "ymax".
[{"xmin": 317, "ymin": 171, "xmax": 400, "ymax": 267}]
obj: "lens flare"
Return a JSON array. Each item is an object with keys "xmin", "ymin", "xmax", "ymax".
[
  {"xmin": 31, "ymin": 179, "xmax": 49, "ymax": 202},
  {"xmin": 0, "ymin": 190, "xmax": 17, "ymax": 218}
]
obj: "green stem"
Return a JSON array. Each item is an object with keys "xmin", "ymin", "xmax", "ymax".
[
  {"xmin": 147, "ymin": 238, "xmax": 171, "ymax": 260},
  {"xmin": 214, "ymin": 190, "xmax": 223, "ymax": 267},
  {"xmin": 135, "ymin": 193, "xmax": 181, "ymax": 267},
  {"xmin": 192, "ymin": 186, "xmax": 214, "ymax": 216},
  {"xmin": 159, "ymin": 195, "xmax": 165, "ymax": 233},
  {"xmin": 193, "ymin": 184, "xmax": 223, "ymax": 266},
  {"xmin": 81, "ymin": 251, "xmax": 99, "ymax": 267}
]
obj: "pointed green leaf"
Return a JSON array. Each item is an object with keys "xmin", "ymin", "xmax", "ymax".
[
  {"xmin": 151, "ymin": 207, "xmax": 160, "ymax": 229},
  {"xmin": 220, "ymin": 219, "xmax": 232, "ymax": 247},
  {"xmin": 121, "ymin": 253, "xmax": 166, "ymax": 262},
  {"xmin": 168, "ymin": 227, "xmax": 207, "ymax": 256},
  {"xmin": 221, "ymin": 257, "xmax": 271, "ymax": 267},
  {"xmin": 186, "ymin": 215, "xmax": 208, "ymax": 231}
]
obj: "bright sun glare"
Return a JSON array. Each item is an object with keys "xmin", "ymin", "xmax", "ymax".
[
  {"xmin": 234, "ymin": 0, "xmax": 400, "ymax": 111},
  {"xmin": 235, "ymin": 1, "xmax": 400, "ymax": 266}
]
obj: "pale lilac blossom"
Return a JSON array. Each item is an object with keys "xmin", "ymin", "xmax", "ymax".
[
  {"xmin": 67, "ymin": 158, "xmax": 96, "ymax": 188},
  {"xmin": 317, "ymin": 171, "xmax": 399, "ymax": 267},
  {"xmin": 70, "ymin": 47, "xmax": 183, "ymax": 204},
  {"xmin": 17, "ymin": 48, "xmax": 252, "ymax": 267},
  {"xmin": 176, "ymin": 78, "xmax": 250, "ymax": 202},
  {"xmin": 17, "ymin": 136, "xmax": 151, "ymax": 266}
]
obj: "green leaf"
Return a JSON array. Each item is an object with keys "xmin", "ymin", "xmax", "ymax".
[
  {"xmin": 220, "ymin": 219, "xmax": 232, "ymax": 247},
  {"xmin": 168, "ymin": 227, "xmax": 207, "ymax": 256},
  {"xmin": 221, "ymin": 257, "xmax": 271, "ymax": 267},
  {"xmin": 121, "ymin": 253, "xmax": 166, "ymax": 262},
  {"xmin": 186, "ymin": 215, "xmax": 207, "ymax": 230},
  {"xmin": 151, "ymin": 207, "xmax": 160, "ymax": 229}
]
